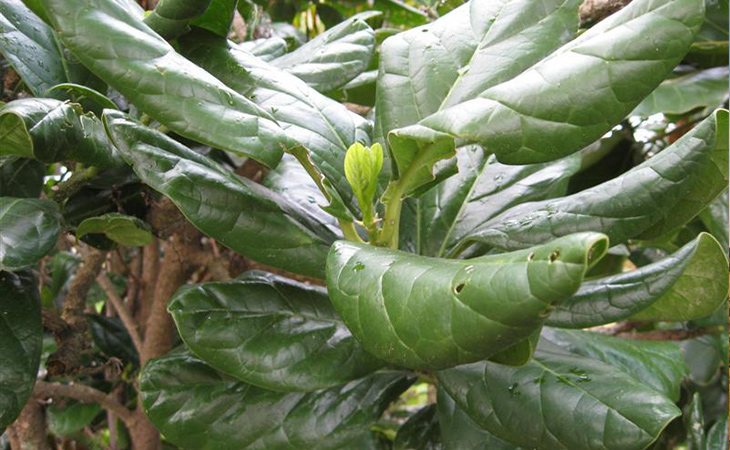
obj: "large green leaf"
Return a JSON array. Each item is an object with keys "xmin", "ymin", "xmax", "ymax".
[
  {"xmin": 239, "ymin": 37, "xmax": 288, "ymax": 61},
  {"xmin": 0, "ymin": 271, "xmax": 42, "ymax": 433},
  {"xmin": 0, "ymin": 0, "xmax": 66, "ymax": 95},
  {"xmin": 633, "ymin": 67, "xmax": 729, "ymax": 117},
  {"xmin": 271, "ymin": 12, "xmax": 377, "ymax": 92},
  {"xmin": 169, "ymin": 271, "xmax": 384, "ymax": 392},
  {"xmin": 140, "ymin": 350, "xmax": 412, "ymax": 450},
  {"xmin": 375, "ymin": 0, "xmax": 581, "ymax": 140},
  {"xmin": 403, "ymin": 146, "xmax": 582, "ymax": 257},
  {"xmin": 143, "ymin": 0, "xmax": 212, "ymax": 39},
  {"xmin": 76, "ymin": 213, "xmax": 153, "ymax": 246},
  {"xmin": 542, "ymin": 328, "xmax": 687, "ymax": 401},
  {"xmin": 437, "ymin": 343, "xmax": 681, "ymax": 450},
  {"xmin": 103, "ymin": 111, "xmax": 336, "ymax": 278},
  {"xmin": 699, "ymin": 188, "xmax": 728, "ymax": 253},
  {"xmin": 326, "ymin": 232, "xmax": 608, "ymax": 369},
  {"xmin": 263, "ymin": 154, "xmax": 340, "ymax": 236},
  {"xmin": 0, "ymin": 98, "xmax": 122, "ymax": 168},
  {"xmin": 0, "ymin": 157, "xmax": 44, "ymax": 198},
  {"xmin": 179, "ymin": 30, "xmax": 372, "ymax": 218},
  {"xmin": 460, "ymin": 109, "xmax": 728, "ymax": 251},
  {"xmin": 42, "ymin": 0, "xmax": 292, "ymax": 168},
  {"xmin": 390, "ymin": 0, "xmax": 704, "ymax": 172},
  {"xmin": 0, "ymin": 197, "xmax": 61, "ymax": 271},
  {"xmin": 547, "ymin": 232, "xmax": 728, "ymax": 327},
  {"xmin": 437, "ymin": 388, "xmax": 521, "ymax": 450}
]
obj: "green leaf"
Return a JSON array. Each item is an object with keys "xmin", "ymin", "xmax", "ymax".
[
  {"xmin": 0, "ymin": 157, "xmax": 44, "ymax": 198},
  {"xmin": 633, "ymin": 67, "xmax": 729, "ymax": 117},
  {"xmin": 239, "ymin": 37, "xmax": 288, "ymax": 61},
  {"xmin": 76, "ymin": 213, "xmax": 153, "ymax": 247},
  {"xmin": 140, "ymin": 350, "xmax": 412, "ymax": 450},
  {"xmin": 705, "ymin": 415, "xmax": 728, "ymax": 450},
  {"xmin": 0, "ymin": 271, "xmax": 42, "ymax": 433},
  {"xmin": 392, "ymin": 0, "xmax": 704, "ymax": 167},
  {"xmin": 178, "ymin": 30, "xmax": 372, "ymax": 218},
  {"xmin": 46, "ymin": 83, "xmax": 118, "ymax": 115},
  {"xmin": 461, "ymin": 109, "xmax": 728, "ymax": 250},
  {"xmin": 393, "ymin": 405, "xmax": 442, "ymax": 450},
  {"xmin": 104, "ymin": 110, "xmax": 336, "ymax": 278},
  {"xmin": 0, "ymin": 197, "xmax": 61, "ymax": 271},
  {"xmin": 686, "ymin": 392, "xmax": 706, "ymax": 450},
  {"xmin": 47, "ymin": 401, "xmax": 102, "ymax": 436},
  {"xmin": 191, "ymin": 0, "xmax": 237, "ymax": 37},
  {"xmin": 0, "ymin": 98, "xmax": 123, "ymax": 168},
  {"xmin": 542, "ymin": 328, "xmax": 688, "ymax": 401},
  {"xmin": 87, "ymin": 314, "xmax": 139, "ymax": 365},
  {"xmin": 326, "ymin": 232, "xmax": 608, "ymax": 369},
  {"xmin": 437, "ymin": 388, "xmax": 521, "ymax": 450},
  {"xmin": 403, "ymin": 145, "xmax": 582, "ymax": 257},
  {"xmin": 43, "ymin": 0, "xmax": 293, "ymax": 168},
  {"xmin": 168, "ymin": 271, "xmax": 384, "ymax": 392},
  {"xmin": 262, "ymin": 154, "xmax": 340, "ymax": 236},
  {"xmin": 143, "ymin": 0, "xmax": 212, "ymax": 39},
  {"xmin": 375, "ymin": 0, "xmax": 580, "ymax": 140},
  {"xmin": 547, "ymin": 232, "xmax": 728, "ymax": 327},
  {"xmin": 699, "ymin": 189, "xmax": 728, "ymax": 253},
  {"xmin": 43, "ymin": 251, "xmax": 80, "ymax": 305},
  {"xmin": 271, "ymin": 12, "xmax": 378, "ymax": 92},
  {"xmin": 682, "ymin": 335, "xmax": 724, "ymax": 386},
  {"xmin": 437, "ymin": 343, "xmax": 682, "ymax": 450},
  {"xmin": 0, "ymin": 0, "xmax": 66, "ymax": 95}
]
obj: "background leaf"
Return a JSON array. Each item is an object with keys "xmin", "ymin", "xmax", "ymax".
[
  {"xmin": 0, "ymin": 271, "xmax": 42, "ymax": 433},
  {"xmin": 169, "ymin": 271, "xmax": 384, "ymax": 392},
  {"xmin": 76, "ymin": 213, "xmax": 153, "ymax": 247},
  {"xmin": 0, "ymin": 197, "xmax": 61, "ymax": 271}
]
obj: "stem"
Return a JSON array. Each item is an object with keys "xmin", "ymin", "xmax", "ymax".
[
  {"xmin": 374, "ymin": 182, "xmax": 404, "ymax": 248},
  {"xmin": 290, "ymin": 147, "xmax": 363, "ymax": 242},
  {"xmin": 51, "ymin": 165, "xmax": 99, "ymax": 203},
  {"xmin": 97, "ymin": 273, "xmax": 144, "ymax": 355},
  {"xmin": 34, "ymin": 381, "xmax": 136, "ymax": 428}
]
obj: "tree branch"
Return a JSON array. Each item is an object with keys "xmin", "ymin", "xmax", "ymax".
[
  {"xmin": 34, "ymin": 381, "xmax": 136, "ymax": 428},
  {"xmin": 97, "ymin": 272, "xmax": 144, "ymax": 355}
]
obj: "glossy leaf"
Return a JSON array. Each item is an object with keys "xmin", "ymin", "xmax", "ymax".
[
  {"xmin": 633, "ymin": 67, "xmax": 729, "ymax": 117},
  {"xmin": 392, "ymin": 0, "xmax": 704, "ymax": 167},
  {"xmin": 168, "ymin": 271, "xmax": 384, "ymax": 392},
  {"xmin": 46, "ymin": 83, "xmax": 118, "ymax": 115},
  {"xmin": 376, "ymin": 0, "xmax": 580, "ymax": 139},
  {"xmin": 104, "ymin": 111, "xmax": 336, "ymax": 278},
  {"xmin": 542, "ymin": 328, "xmax": 687, "ymax": 401},
  {"xmin": 404, "ymin": 145, "xmax": 581, "ymax": 257},
  {"xmin": 263, "ymin": 154, "xmax": 340, "ymax": 236},
  {"xmin": 326, "ymin": 232, "xmax": 608, "ymax": 369},
  {"xmin": 239, "ymin": 37, "xmax": 288, "ymax": 61},
  {"xmin": 699, "ymin": 189, "xmax": 728, "ymax": 253},
  {"xmin": 43, "ymin": 0, "xmax": 293, "ymax": 168},
  {"xmin": 682, "ymin": 335, "xmax": 724, "ymax": 386},
  {"xmin": 0, "ymin": 0, "xmax": 66, "ymax": 95},
  {"xmin": 0, "ymin": 157, "xmax": 44, "ymax": 198},
  {"xmin": 437, "ymin": 388, "xmax": 521, "ymax": 450},
  {"xmin": 0, "ymin": 271, "xmax": 42, "ymax": 433},
  {"xmin": 140, "ymin": 350, "xmax": 412, "ymax": 450},
  {"xmin": 143, "ymin": 0, "xmax": 211, "ymax": 39},
  {"xmin": 179, "ymin": 30, "xmax": 372, "ymax": 217},
  {"xmin": 0, "ymin": 98, "xmax": 123, "ymax": 168},
  {"xmin": 271, "ymin": 12, "xmax": 377, "ymax": 92},
  {"xmin": 437, "ymin": 343, "xmax": 682, "ymax": 450},
  {"xmin": 76, "ymin": 213, "xmax": 153, "ymax": 246},
  {"xmin": 0, "ymin": 197, "xmax": 61, "ymax": 271},
  {"xmin": 705, "ymin": 415, "xmax": 728, "ymax": 450},
  {"xmin": 47, "ymin": 401, "xmax": 102, "ymax": 436},
  {"xmin": 393, "ymin": 405, "xmax": 442, "ymax": 450},
  {"xmin": 87, "ymin": 314, "xmax": 139, "ymax": 365},
  {"xmin": 461, "ymin": 109, "xmax": 728, "ymax": 250},
  {"xmin": 191, "ymin": 0, "xmax": 237, "ymax": 37},
  {"xmin": 548, "ymin": 232, "xmax": 728, "ymax": 327}
]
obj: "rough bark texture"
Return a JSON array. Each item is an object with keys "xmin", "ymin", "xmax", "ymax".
[
  {"xmin": 7, "ymin": 398, "xmax": 49, "ymax": 450},
  {"xmin": 579, "ymin": 0, "xmax": 632, "ymax": 25}
]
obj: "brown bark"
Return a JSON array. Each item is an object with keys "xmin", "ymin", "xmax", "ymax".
[
  {"xmin": 7, "ymin": 398, "xmax": 49, "ymax": 450},
  {"xmin": 579, "ymin": 0, "xmax": 632, "ymax": 26},
  {"xmin": 46, "ymin": 249, "xmax": 106, "ymax": 376},
  {"xmin": 136, "ymin": 240, "xmax": 160, "ymax": 335}
]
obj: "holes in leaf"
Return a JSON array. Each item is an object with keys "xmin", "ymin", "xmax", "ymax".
[
  {"xmin": 527, "ymin": 252, "xmax": 535, "ymax": 261},
  {"xmin": 454, "ymin": 282, "xmax": 466, "ymax": 294},
  {"xmin": 549, "ymin": 250, "xmax": 560, "ymax": 262},
  {"xmin": 421, "ymin": 28, "xmax": 429, "ymax": 32}
]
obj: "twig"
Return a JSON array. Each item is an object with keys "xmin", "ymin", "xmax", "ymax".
[
  {"xmin": 97, "ymin": 273, "xmax": 144, "ymax": 355},
  {"xmin": 617, "ymin": 328, "xmax": 718, "ymax": 341},
  {"xmin": 34, "ymin": 381, "xmax": 136, "ymax": 428}
]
